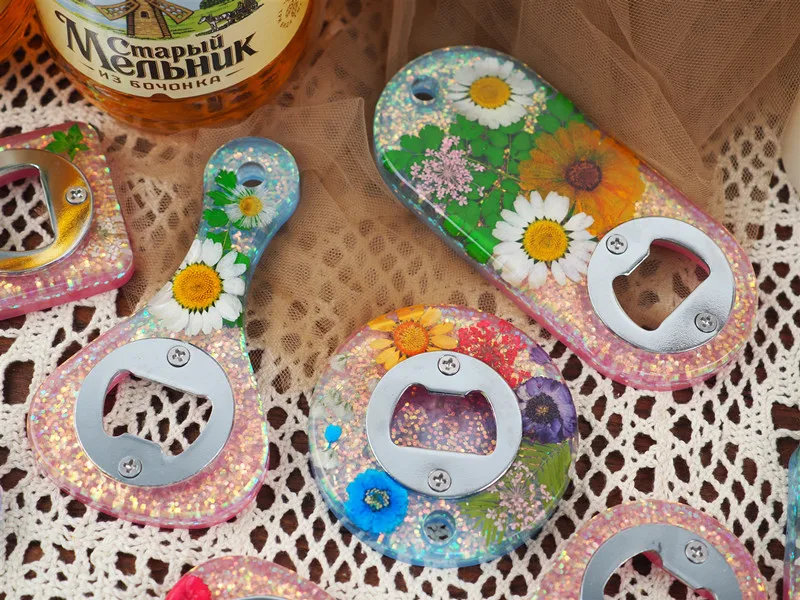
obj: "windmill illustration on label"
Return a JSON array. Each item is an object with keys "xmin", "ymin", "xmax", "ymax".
[{"xmin": 95, "ymin": 0, "xmax": 193, "ymax": 39}]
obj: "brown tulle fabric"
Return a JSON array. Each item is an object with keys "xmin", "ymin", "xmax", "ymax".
[{"xmin": 105, "ymin": 0, "xmax": 800, "ymax": 395}]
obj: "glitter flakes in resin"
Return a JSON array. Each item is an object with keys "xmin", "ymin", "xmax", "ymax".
[
  {"xmin": 531, "ymin": 500, "xmax": 767, "ymax": 599},
  {"xmin": 373, "ymin": 47, "xmax": 757, "ymax": 391},
  {"xmin": 166, "ymin": 556, "xmax": 333, "ymax": 600},
  {"xmin": 309, "ymin": 305, "xmax": 576, "ymax": 567},
  {"xmin": 0, "ymin": 122, "xmax": 134, "ymax": 319},
  {"xmin": 786, "ymin": 448, "xmax": 800, "ymax": 598},
  {"xmin": 27, "ymin": 138, "xmax": 300, "ymax": 528}
]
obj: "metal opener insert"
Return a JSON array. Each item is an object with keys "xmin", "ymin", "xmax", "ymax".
[
  {"xmin": 365, "ymin": 352, "xmax": 522, "ymax": 498},
  {"xmin": 587, "ymin": 217, "xmax": 735, "ymax": 353},
  {"xmin": 75, "ymin": 338, "xmax": 234, "ymax": 487}
]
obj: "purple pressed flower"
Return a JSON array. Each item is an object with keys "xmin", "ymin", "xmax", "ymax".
[
  {"xmin": 529, "ymin": 346, "xmax": 551, "ymax": 365},
  {"xmin": 408, "ymin": 136, "xmax": 483, "ymax": 206},
  {"xmin": 516, "ymin": 376, "xmax": 576, "ymax": 444}
]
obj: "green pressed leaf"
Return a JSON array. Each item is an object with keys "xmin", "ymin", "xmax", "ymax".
[
  {"xmin": 45, "ymin": 141, "xmax": 68, "ymax": 154},
  {"xmin": 465, "ymin": 227, "xmax": 500, "ymax": 263},
  {"xmin": 460, "ymin": 491, "xmax": 504, "ymax": 546},
  {"xmin": 216, "ymin": 169, "xmax": 237, "ymax": 191},
  {"xmin": 511, "ymin": 132, "xmax": 533, "ymax": 151},
  {"xmin": 470, "ymin": 138, "xmax": 488, "ymax": 157},
  {"xmin": 384, "ymin": 149, "xmax": 413, "ymax": 171},
  {"xmin": 503, "ymin": 190, "xmax": 518, "ymax": 210},
  {"xmin": 537, "ymin": 113, "xmax": 561, "ymax": 134},
  {"xmin": 443, "ymin": 216, "xmax": 464, "ymax": 237},
  {"xmin": 498, "ymin": 118, "xmax": 526, "ymax": 133},
  {"xmin": 485, "ymin": 145, "xmax": 505, "ymax": 167},
  {"xmin": 517, "ymin": 441, "xmax": 572, "ymax": 509},
  {"xmin": 67, "ymin": 124, "xmax": 83, "ymax": 141},
  {"xmin": 512, "ymin": 149, "xmax": 532, "ymax": 162},
  {"xmin": 488, "ymin": 130, "xmax": 508, "ymax": 148},
  {"xmin": 507, "ymin": 160, "xmax": 519, "ymax": 175},
  {"xmin": 206, "ymin": 231, "xmax": 232, "ymax": 252},
  {"xmin": 234, "ymin": 251, "xmax": 250, "ymax": 271},
  {"xmin": 203, "ymin": 208, "xmax": 229, "ymax": 227},
  {"xmin": 447, "ymin": 201, "xmax": 480, "ymax": 231},
  {"xmin": 547, "ymin": 93, "xmax": 576, "ymax": 122},
  {"xmin": 501, "ymin": 179, "xmax": 520, "ymax": 194},
  {"xmin": 208, "ymin": 190, "xmax": 232, "ymax": 206},
  {"xmin": 481, "ymin": 189, "xmax": 502, "ymax": 218},
  {"xmin": 466, "ymin": 189, "xmax": 483, "ymax": 201},
  {"xmin": 482, "ymin": 211, "xmax": 502, "ymax": 230},
  {"xmin": 419, "ymin": 124, "xmax": 445, "ymax": 150},
  {"xmin": 400, "ymin": 134, "xmax": 425, "ymax": 153},
  {"xmin": 450, "ymin": 114, "xmax": 484, "ymax": 140},
  {"xmin": 472, "ymin": 170, "xmax": 498, "ymax": 189},
  {"xmin": 52, "ymin": 131, "xmax": 67, "ymax": 143}
]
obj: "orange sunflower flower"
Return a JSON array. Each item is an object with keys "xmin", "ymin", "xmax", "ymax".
[
  {"xmin": 368, "ymin": 305, "xmax": 458, "ymax": 370},
  {"xmin": 518, "ymin": 122, "xmax": 644, "ymax": 236}
]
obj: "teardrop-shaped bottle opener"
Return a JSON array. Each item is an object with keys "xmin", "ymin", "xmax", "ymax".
[
  {"xmin": 786, "ymin": 448, "xmax": 800, "ymax": 598},
  {"xmin": 531, "ymin": 500, "xmax": 766, "ymax": 599},
  {"xmin": 373, "ymin": 47, "xmax": 757, "ymax": 391},
  {"xmin": 28, "ymin": 138, "xmax": 300, "ymax": 528},
  {"xmin": 309, "ymin": 305, "xmax": 576, "ymax": 567},
  {"xmin": 165, "ymin": 556, "xmax": 333, "ymax": 600},
  {"xmin": 0, "ymin": 122, "xmax": 134, "ymax": 319}
]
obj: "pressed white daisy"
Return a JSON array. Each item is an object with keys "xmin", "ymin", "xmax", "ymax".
[
  {"xmin": 224, "ymin": 185, "xmax": 276, "ymax": 230},
  {"xmin": 447, "ymin": 57, "xmax": 536, "ymax": 129},
  {"xmin": 149, "ymin": 239, "xmax": 247, "ymax": 335},
  {"xmin": 492, "ymin": 191, "xmax": 597, "ymax": 289}
]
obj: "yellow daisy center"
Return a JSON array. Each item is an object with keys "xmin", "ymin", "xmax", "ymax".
[
  {"xmin": 238, "ymin": 194, "xmax": 264, "ymax": 218},
  {"xmin": 469, "ymin": 76, "xmax": 512, "ymax": 109},
  {"xmin": 172, "ymin": 263, "xmax": 222, "ymax": 311},
  {"xmin": 523, "ymin": 220, "xmax": 569, "ymax": 263},
  {"xmin": 393, "ymin": 321, "xmax": 430, "ymax": 356}
]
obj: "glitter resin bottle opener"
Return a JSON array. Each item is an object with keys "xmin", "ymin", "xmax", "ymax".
[
  {"xmin": 165, "ymin": 556, "xmax": 333, "ymax": 600},
  {"xmin": 28, "ymin": 137, "xmax": 299, "ymax": 528},
  {"xmin": 373, "ymin": 47, "xmax": 758, "ymax": 391},
  {"xmin": 309, "ymin": 305, "xmax": 577, "ymax": 567},
  {"xmin": 785, "ymin": 447, "xmax": 800, "ymax": 598},
  {"xmin": 0, "ymin": 123, "xmax": 134, "ymax": 319},
  {"xmin": 531, "ymin": 500, "xmax": 766, "ymax": 599}
]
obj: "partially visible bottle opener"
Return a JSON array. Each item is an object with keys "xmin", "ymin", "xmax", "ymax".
[
  {"xmin": 373, "ymin": 47, "xmax": 757, "ymax": 391},
  {"xmin": 0, "ymin": 122, "xmax": 133, "ymax": 318},
  {"xmin": 165, "ymin": 556, "xmax": 333, "ymax": 600},
  {"xmin": 531, "ymin": 500, "xmax": 767, "ymax": 599},
  {"xmin": 785, "ymin": 447, "xmax": 800, "ymax": 598},
  {"xmin": 28, "ymin": 137, "xmax": 300, "ymax": 528},
  {"xmin": 309, "ymin": 305, "xmax": 577, "ymax": 567}
]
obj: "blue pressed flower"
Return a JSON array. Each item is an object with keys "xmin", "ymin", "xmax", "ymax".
[
  {"xmin": 325, "ymin": 424, "xmax": 343, "ymax": 444},
  {"xmin": 344, "ymin": 469, "xmax": 409, "ymax": 535},
  {"xmin": 516, "ymin": 376, "xmax": 576, "ymax": 444}
]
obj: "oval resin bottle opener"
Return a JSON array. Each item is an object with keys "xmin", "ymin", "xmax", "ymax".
[
  {"xmin": 165, "ymin": 556, "xmax": 333, "ymax": 600},
  {"xmin": 0, "ymin": 122, "xmax": 134, "ymax": 319},
  {"xmin": 373, "ymin": 47, "xmax": 757, "ymax": 391},
  {"xmin": 531, "ymin": 500, "xmax": 766, "ymax": 599},
  {"xmin": 27, "ymin": 137, "xmax": 300, "ymax": 528},
  {"xmin": 309, "ymin": 305, "xmax": 577, "ymax": 567},
  {"xmin": 785, "ymin": 447, "xmax": 800, "ymax": 598}
]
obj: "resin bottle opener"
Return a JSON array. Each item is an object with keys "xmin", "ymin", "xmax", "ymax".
[
  {"xmin": 785, "ymin": 447, "xmax": 800, "ymax": 598},
  {"xmin": 373, "ymin": 47, "xmax": 757, "ymax": 391},
  {"xmin": 531, "ymin": 500, "xmax": 766, "ymax": 599},
  {"xmin": 28, "ymin": 138, "xmax": 300, "ymax": 528},
  {"xmin": 0, "ymin": 122, "xmax": 134, "ymax": 319},
  {"xmin": 309, "ymin": 305, "xmax": 577, "ymax": 567},
  {"xmin": 165, "ymin": 556, "xmax": 333, "ymax": 600}
]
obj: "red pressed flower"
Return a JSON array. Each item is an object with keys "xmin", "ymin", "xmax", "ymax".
[
  {"xmin": 166, "ymin": 575, "xmax": 212, "ymax": 600},
  {"xmin": 457, "ymin": 318, "xmax": 530, "ymax": 387}
]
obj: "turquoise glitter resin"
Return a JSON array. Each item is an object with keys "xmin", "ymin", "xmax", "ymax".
[
  {"xmin": 309, "ymin": 305, "xmax": 577, "ymax": 568},
  {"xmin": 373, "ymin": 47, "xmax": 757, "ymax": 391},
  {"xmin": 27, "ymin": 138, "xmax": 299, "ymax": 528},
  {"xmin": 786, "ymin": 448, "xmax": 800, "ymax": 598}
]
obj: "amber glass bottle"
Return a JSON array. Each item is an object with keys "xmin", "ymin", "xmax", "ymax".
[
  {"xmin": 0, "ymin": 0, "xmax": 31, "ymax": 60},
  {"xmin": 34, "ymin": 0, "xmax": 314, "ymax": 130}
]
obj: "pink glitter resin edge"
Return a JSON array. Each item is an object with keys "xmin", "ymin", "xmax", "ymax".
[
  {"xmin": 531, "ymin": 500, "xmax": 767, "ymax": 599},
  {"xmin": 171, "ymin": 556, "xmax": 333, "ymax": 599},
  {"xmin": 0, "ymin": 122, "xmax": 134, "ymax": 319}
]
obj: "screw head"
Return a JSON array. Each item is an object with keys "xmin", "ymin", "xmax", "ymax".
[
  {"xmin": 437, "ymin": 354, "xmax": 460, "ymax": 376},
  {"xmin": 685, "ymin": 539, "xmax": 708, "ymax": 564},
  {"xmin": 428, "ymin": 468, "xmax": 452, "ymax": 492},
  {"xmin": 605, "ymin": 234, "xmax": 628, "ymax": 255},
  {"xmin": 694, "ymin": 312, "xmax": 718, "ymax": 333},
  {"xmin": 118, "ymin": 456, "xmax": 142, "ymax": 479},
  {"xmin": 167, "ymin": 345, "xmax": 190, "ymax": 367},
  {"xmin": 65, "ymin": 186, "xmax": 89, "ymax": 205}
]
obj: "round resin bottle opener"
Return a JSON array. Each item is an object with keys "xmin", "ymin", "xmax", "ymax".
[
  {"xmin": 373, "ymin": 47, "xmax": 757, "ymax": 391},
  {"xmin": 785, "ymin": 447, "xmax": 800, "ymax": 598},
  {"xmin": 309, "ymin": 305, "xmax": 577, "ymax": 567},
  {"xmin": 165, "ymin": 556, "xmax": 333, "ymax": 600},
  {"xmin": 0, "ymin": 122, "xmax": 133, "ymax": 319},
  {"xmin": 531, "ymin": 500, "xmax": 767, "ymax": 599},
  {"xmin": 27, "ymin": 137, "xmax": 300, "ymax": 528}
]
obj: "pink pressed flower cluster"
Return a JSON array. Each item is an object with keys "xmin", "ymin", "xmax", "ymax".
[
  {"xmin": 409, "ymin": 136, "xmax": 483, "ymax": 206},
  {"xmin": 495, "ymin": 464, "xmax": 548, "ymax": 531}
]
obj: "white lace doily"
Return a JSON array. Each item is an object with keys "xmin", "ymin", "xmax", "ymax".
[{"xmin": 1, "ymin": 18, "xmax": 798, "ymax": 600}]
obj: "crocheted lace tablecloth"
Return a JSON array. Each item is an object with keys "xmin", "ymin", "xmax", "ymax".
[{"xmin": 1, "ymin": 14, "xmax": 798, "ymax": 600}]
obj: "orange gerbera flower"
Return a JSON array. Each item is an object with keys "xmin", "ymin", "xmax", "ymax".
[
  {"xmin": 518, "ymin": 122, "xmax": 644, "ymax": 236},
  {"xmin": 368, "ymin": 305, "xmax": 458, "ymax": 370}
]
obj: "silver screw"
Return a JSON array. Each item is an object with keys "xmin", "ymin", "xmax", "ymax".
[
  {"xmin": 167, "ymin": 345, "xmax": 190, "ymax": 367},
  {"xmin": 685, "ymin": 539, "xmax": 708, "ymax": 564},
  {"xmin": 118, "ymin": 456, "xmax": 142, "ymax": 479},
  {"xmin": 694, "ymin": 312, "xmax": 718, "ymax": 333},
  {"xmin": 606, "ymin": 234, "xmax": 628, "ymax": 255},
  {"xmin": 437, "ymin": 354, "xmax": 460, "ymax": 376},
  {"xmin": 428, "ymin": 468, "xmax": 452, "ymax": 492},
  {"xmin": 65, "ymin": 186, "xmax": 89, "ymax": 205}
]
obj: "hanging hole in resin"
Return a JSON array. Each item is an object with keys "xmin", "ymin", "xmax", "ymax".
[
  {"xmin": 411, "ymin": 76, "xmax": 438, "ymax": 103},
  {"xmin": 237, "ymin": 161, "xmax": 267, "ymax": 188},
  {"xmin": 422, "ymin": 511, "xmax": 457, "ymax": 545}
]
